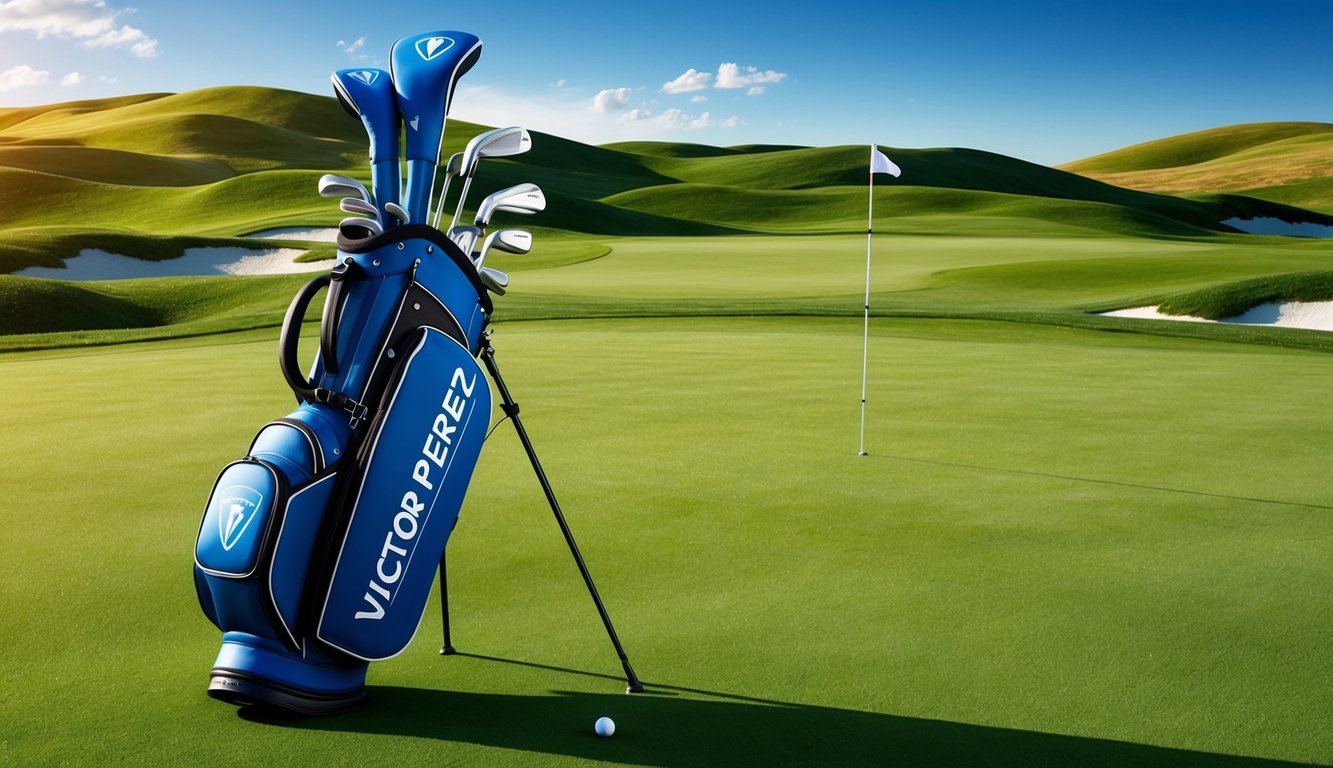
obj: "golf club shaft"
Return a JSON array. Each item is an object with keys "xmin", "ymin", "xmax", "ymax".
[
  {"xmin": 449, "ymin": 176, "xmax": 475, "ymax": 232},
  {"xmin": 481, "ymin": 343, "xmax": 644, "ymax": 693},
  {"xmin": 432, "ymin": 177, "xmax": 455, "ymax": 230}
]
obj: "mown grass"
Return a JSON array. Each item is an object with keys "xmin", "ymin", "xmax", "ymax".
[
  {"xmin": 1, "ymin": 316, "xmax": 1331, "ymax": 766},
  {"xmin": 1157, "ymin": 270, "xmax": 1333, "ymax": 319}
]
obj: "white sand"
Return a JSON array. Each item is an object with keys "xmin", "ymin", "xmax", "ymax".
[
  {"xmin": 1102, "ymin": 301, "xmax": 1333, "ymax": 332},
  {"xmin": 244, "ymin": 227, "xmax": 340, "ymax": 243},
  {"xmin": 15, "ymin": 246, "xmax": 331, "ymax": 281},
  {"xmin": 1222, "ymin": 217, "xmax": 1333, "ymax": 238}
]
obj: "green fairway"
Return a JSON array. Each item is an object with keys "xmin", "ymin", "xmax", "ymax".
[{"xmin": 2, "ymin": 315, "xmax": 1331, "ymax": 766}]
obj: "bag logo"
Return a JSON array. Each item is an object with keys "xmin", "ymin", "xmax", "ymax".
[
  {"xmin": 416, "ymin": 36, "xmax": 455, "ymax": 61},
  {"xmin": 349, "ymin": 70, "xmax": 379, "ymax": 86},
  {"xmin": 217, "ymin": 485, "xmax": 264, "ymax": 552}
]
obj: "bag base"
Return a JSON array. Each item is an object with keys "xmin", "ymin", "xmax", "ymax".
[{"xmin": 206, "ymin": 632, "xmax": 368, "ymax": 716}]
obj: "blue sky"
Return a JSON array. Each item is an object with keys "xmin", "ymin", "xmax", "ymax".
[{"xmin": 0, "ymin": 0, "xmax": 1329, "ymax": 165}]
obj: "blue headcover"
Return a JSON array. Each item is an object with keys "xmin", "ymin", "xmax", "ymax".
[
  {"xmin": 331, "ymin": 68, "xmax": 401, "ymax": 217},
  {"xmin": 388, "ymin": 31, "xmax": 483, "ymax": 223}
]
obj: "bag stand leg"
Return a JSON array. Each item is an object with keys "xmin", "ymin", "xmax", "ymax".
[
  {"xmin": 438, "ymin": 554, "xmax": 456, "ymax": 655},
  {"xmin": 437, "ymin": 338, "xmax": 645, "ymax": 694}
]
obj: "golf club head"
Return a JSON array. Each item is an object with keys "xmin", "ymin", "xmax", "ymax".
[
  {"xmin": 340, "ymin": 197, "xmax": 379, "ymax": 217},
  {"xmin": 331, "ymin": 69, "xmax": 401, "ymax": 218},
  {"xmin": 339, "ymin": 216, "xmax": 383, "ymax": 239},
  {"xmin": 384, "ymin": 202, "xmax": 410, "ymax": 224},
  {"xmin": 389, "ymin": 30, "xmax": 483, "ymax": 223},
  {"xmin": 318, "ymin": 174, "xmax": 371, "ymax": 203},
  {"xmin": 475, "ymin": 182, "xmax": 546, "ymax": 228},
  {"xmin": 475, "ymin": 228, "xmax": 532, "ymax": 269},
  {"xmin": 450, "ymin": 126, "xmax": 533, "ymax": 230},
  {"xmin": 478, "ymin": 266, "xmax": 508, "ymax": 295},
  {"xmin": 448, "ymin": 225, "xmax": 482, "ymax": 255}
]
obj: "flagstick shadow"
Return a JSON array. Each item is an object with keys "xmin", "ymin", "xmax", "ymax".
[{"xmin": 242, "ymin": 654, "xmax": 1315, "ymax": 768}]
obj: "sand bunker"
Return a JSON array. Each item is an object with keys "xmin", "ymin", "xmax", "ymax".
[
  {"xmin": 1102, "ymin": 301, "xmax": 1333, "ymax": 332},
  {"xmin": 244, "ymin": 227, "xmax": 340, "ymax": 243},
  {"xmin": 15, "ymin": 246, "xmax": 331, "ymax": 281}
]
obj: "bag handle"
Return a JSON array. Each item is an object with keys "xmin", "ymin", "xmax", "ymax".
[
  {"xmin": 279, "ymin": 273, "xmax": 331, "ymax": 403},
  {"xmin": 279, "ymin": 272, "xmax": 370, "ymax": 425},
  {"xmin": 319, "ymin": 258, "xmax": 353, "ymax": 373}
]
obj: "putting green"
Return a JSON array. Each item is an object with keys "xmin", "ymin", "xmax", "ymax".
[{"xmin": 1, "ymin": 315, "xmax": 1329, "ymax": 765}]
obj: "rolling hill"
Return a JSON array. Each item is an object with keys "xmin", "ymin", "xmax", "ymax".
[
  {"xmin": 0, "ymin": 87, "xmax": 1329, "ymax": 276},
  {"xmin": 1060, "ymin": 122, "xmax": 1333, "ymax": 214}
]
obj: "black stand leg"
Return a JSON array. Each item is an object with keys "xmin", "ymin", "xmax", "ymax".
[
  {"xmin": 480, "ymin": 341, "xmax": 645, "ymax": 693},
  {"xmin": 439, "ymin": 553, "xmax": 456, "ymax": 655}
]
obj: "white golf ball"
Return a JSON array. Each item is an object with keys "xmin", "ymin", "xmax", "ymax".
[{"xmin": 594, "ymin": 716, "xmax": 616, "ymax": 737}]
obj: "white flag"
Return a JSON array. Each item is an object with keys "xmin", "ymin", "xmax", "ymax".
[{"xmin": 870, "ymin": 145, "xmax": 901, "ymax": 177}]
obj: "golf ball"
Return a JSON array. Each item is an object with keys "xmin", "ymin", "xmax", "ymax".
[{"xmin": 595, "ymin": 716, "xmax": 616, "ymax": 738}]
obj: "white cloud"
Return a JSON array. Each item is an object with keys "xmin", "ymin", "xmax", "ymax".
[
  {"xmin": 747, "ymin": 86, "xmax": 765, "ymax": 96},
  {"xmin": 592, "ymin": 87, "xmax": 634, "ymax": 113},
  {"xmin": 60, "ymin": 71, "xmax": 81, "ymax": 85},
  {"xmin": 450, "ymin": 83, "xmax": 759, "ymax": 146},
  {"xmin": 690, "ymin": 95, "xmax": 707, "ymax": 103},
  {"xmin": 0, "ymin": 0, "xmax": 159, "ymax": 57},
  {"xmin": 661, "ymin": 67, "xmax": 711, "ymax": 94},
  {"xmin": 337, "ymin": 36, "xmax": 365, "ymax": 54},
  {"xmin": 0, "ymin": 64, "xmax": 49, "ymax": 91},
  {"xmin": 715, "ymin": 62, "xmax": 787, "ymax": 91},
  {"xmin": 552, "ymin": 78, "xmax": 566, "ymax": 88}
]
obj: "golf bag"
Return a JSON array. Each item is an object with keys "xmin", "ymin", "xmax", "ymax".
[{"xmin": 193, "ymin": 225, "xmax": 493, "ymax": 714}]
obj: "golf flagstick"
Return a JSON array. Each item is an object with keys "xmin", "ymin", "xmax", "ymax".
[
  {"xmin": 860, "ymin": 145, "xmax": 902, "ymax": 456},
  {"xmin": 439, "ymin": 335, "xmax": 645, "ymax": 694}
]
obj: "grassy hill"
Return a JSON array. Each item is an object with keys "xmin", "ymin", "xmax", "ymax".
[
  {"xmin": 0, "ymin": 87, "xmax": 1326, "ymax": 273},
  {"xmin": 1061, "ymin": 122, "xmax": 1333, "ymax": 214},
  {"xmin": 0, "ymin": 87, "xmax": 1331, "ymax": 344}
]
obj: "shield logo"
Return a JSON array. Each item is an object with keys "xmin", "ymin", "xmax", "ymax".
[
  {"xmin": 416, "ymin": 36, "xmax": 455, "ymax": 61},
  {"xmin": 216, "ymin": 485, "xmax": 264, "ymax": 552},
  {"xmin": 350, "ymin": 70, "xmax": 379, "ymax": 85}
]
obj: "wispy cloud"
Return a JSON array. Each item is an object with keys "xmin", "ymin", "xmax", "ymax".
[
  {"xmin": 337, "ymin": 37, "xmax": 366, "ymax": 56},
  {"xmin": 60, "ymin": 71, "xmax": 81, "ymax": 86},
  {"xmin": 715, "ymin": 63, "xmax": 786, "ymax": 91},
  {"xmin": 450, "ymin": 82, "xmax": 746, "ymax": 147},
  {"xmin": 0, "ymin": 0, "xmax": 159, "ymax": 57},
  {"xmin": 0, "ymin": 64, "xmax": 49, "ymax": 91}
]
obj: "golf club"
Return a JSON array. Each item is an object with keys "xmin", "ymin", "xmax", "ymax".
[
  {"xmin": 339, "ymin": 216, "xmax": 382, "ymax": 239},
  {"xmin": 331, "ymin": 69, "xmax": 400, "ymax": 226},
  {"xmin": 478, "ymin": 266, "xmax": 508, "ymax": 295},
  {"xmin": 448, "ymin": 126, "xmax": 533, "ymax": 232},
  {"xmin": 474, "ymin": 228, "xmax": 532, "ymax": 271},
  {"xmin": 340, "ymin": 197, "xmax": 379, "ymax": 217},
  {"xmin": 384, "ymin": 201, "xmax": 410, "ymax": 224},
  {"xmin": 448, "ymin": 225, "xmax": 482, "ymax": 255},
  {"xmin": 475, "ymin": 183, "xmax": 546, "ymax": 229},
  {"xmin": 389, "ymin": 31, "xmax": 483, "ymax": 224},
  {"xmin": 430, "ymin": 152, "xmax": 464, "ymax": 230},
  {"xmin": 318, "ymin": 174, "xmax": 371, "ymax": 204}
]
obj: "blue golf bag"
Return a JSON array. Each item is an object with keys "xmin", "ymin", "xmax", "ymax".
[{"xmin": 193, "ymin": 225, "xmax": 494, "ymax": 714}]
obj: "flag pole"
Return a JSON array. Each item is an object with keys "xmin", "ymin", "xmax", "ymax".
[{"xmin": 859, "ymin": 145, "xmax": 874, "ymax": 456}]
